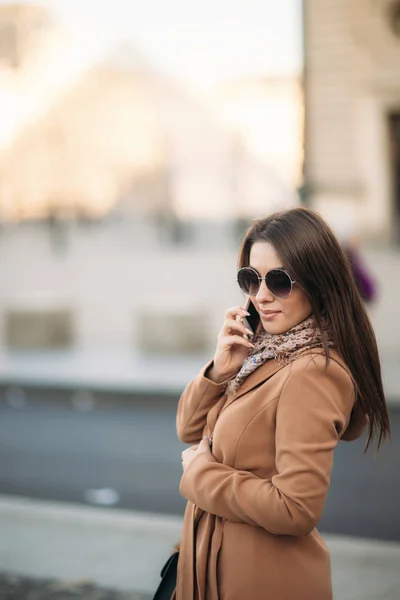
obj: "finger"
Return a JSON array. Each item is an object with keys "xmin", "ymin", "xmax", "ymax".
[
  {"xmin": 222, "ymin": 318, "xmax": 253, "ymax": 338},
  {"xmin": 221, "ymin": 334, "xmax": 255, "ymax": 349},
  {"xmin": 182, "ymin": 446, "xmax": 197, "ymax": 459},
  {"xmin": 225, "ymin": 306, "xmax": 250, "ymax": 320},
  {"xmin": 200, "ymin": 438, "xmax": 210, "ymax": 451}
]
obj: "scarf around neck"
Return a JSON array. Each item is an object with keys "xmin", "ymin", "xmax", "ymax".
[{"xmin": 225, "ymin": 315, "xmax": 333, "ymax": 397}]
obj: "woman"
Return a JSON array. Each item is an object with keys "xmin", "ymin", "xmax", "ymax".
[{"xmin": 174, "ymin": 208, "xmax": 390, "ymax": 600}]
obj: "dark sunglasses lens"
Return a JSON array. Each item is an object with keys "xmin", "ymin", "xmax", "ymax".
[
  {"xmin": 238, "ymin": 269, "xmax": 259, "ymax": 295},
  {"xmin": 266, "ymin": 269, "xmax": 292, "ymax": 298}
]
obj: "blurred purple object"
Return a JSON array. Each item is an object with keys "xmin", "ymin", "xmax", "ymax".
[{"xmin": 344, "ymin": 246, "xmax": 377, "ymax": 303}]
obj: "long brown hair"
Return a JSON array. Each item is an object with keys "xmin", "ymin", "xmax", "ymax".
[{"xmin": 238, "ymin": 208, "xmax": 390, "ymax": 452}]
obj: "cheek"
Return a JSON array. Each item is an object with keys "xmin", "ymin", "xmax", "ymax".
[{"xmin": 284, "ymin": 290, "xmax": 312, "ymax": 316}]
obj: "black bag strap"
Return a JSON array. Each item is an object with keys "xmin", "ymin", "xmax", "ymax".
[{"xmin": 152, "ymin": 551, "xmax": 179, "ymax": 600}]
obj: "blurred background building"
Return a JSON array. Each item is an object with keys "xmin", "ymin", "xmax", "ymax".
[
  {"xmin": 0, "ymin": 1, "xmax": 303, "ymax": 360},
  {"xmin": 0, "ymin": 0, "xmax": 398, "ymax": 366},
  {"xmin": 304, "ymin": 0, "xmax": 400, "ymax": 244}
]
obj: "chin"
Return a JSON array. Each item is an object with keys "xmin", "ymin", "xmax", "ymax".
[{"xmin": 261, "ymin": 319, "xmax": 289, "ymax": 336}]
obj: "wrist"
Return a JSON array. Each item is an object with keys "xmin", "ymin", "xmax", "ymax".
[{"xmin": 206, "ymin": 363, "xmax": 236, "ymax": 385}]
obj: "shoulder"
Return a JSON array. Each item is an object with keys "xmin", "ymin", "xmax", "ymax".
[
  {"xmin": 278, "ymin": 349, "xmax": 355, "ymax": 412},
  {"xmin": 288, "ymin": 349, "xmax": 353, "ymax": 383}
]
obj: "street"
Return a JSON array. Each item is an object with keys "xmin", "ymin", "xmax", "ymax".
[{"xmin": 1, "ymin": 387, "xmax": 399, "ymax": 541}]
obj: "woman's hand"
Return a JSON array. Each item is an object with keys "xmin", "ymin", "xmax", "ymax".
[
  {"xmin": 182, "ymin": 437, "xmax": 213, "ymax": 472},
  {"xmin": 208, "ymin": 306, "xmax": 255, "ymax": 383}
]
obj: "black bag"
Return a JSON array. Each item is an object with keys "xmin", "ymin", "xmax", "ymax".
[{"xmin": 152, "ymin": 551, "xmax": 179, "ymax": 600}]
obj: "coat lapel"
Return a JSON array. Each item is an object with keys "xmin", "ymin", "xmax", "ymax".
[{"xmin": 222, "ymin": 358, "xmax": 288, "ymax": 411}]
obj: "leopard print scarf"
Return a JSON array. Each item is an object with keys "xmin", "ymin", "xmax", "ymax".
[{"xmin": 225, "ymin": 315, "xmax": 333, "ymax": 397}]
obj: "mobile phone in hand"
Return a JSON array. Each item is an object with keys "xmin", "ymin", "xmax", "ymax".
[{"xmin": 241, "ymin": 297, "xmax": 260, "ymax": 339}]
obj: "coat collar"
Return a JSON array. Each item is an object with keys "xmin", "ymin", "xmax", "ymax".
[
  {"xmin": 222, "ymin": 346, "xmax": 332, "ymax": 410},
  {"xmin": 222, "ymin": 358, "xmax": 288, "ymax": 411}
]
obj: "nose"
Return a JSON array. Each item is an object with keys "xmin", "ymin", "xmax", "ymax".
[{"xmin": 255, "ymin": 279, "xmax": 274, "ymax": 305}]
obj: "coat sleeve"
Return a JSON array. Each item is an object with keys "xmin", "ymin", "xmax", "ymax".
[
  {"xmin": 176, "ymin": 361, "xmax": 228, "ymax": 444},
  {"xmin": 179, "ymin": 355, "xmax": 355, "ymax": 536}
]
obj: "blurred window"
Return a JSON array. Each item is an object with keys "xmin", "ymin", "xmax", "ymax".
[{"xmin": 155, "ymin": 214, "xmax": 194, "ymax": 247}]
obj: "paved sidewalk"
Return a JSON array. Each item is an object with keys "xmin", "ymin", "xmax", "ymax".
[
  {"xmin": 0, "ymin": 573, "xmax": 151, "ymax": 600},
  {"xmin": 1, "ymin": 495, "xmax": 400, "ymax": 599}
]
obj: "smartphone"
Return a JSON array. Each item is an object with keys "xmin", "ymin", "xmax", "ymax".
[{"xmin": 241, "ymin": 297, "xmax": 260, "ymax": 339}]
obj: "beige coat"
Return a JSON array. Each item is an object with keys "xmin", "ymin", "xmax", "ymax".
[{"xmin": 174, "ymin": 349, "xmax": 367, "ymax": 600}]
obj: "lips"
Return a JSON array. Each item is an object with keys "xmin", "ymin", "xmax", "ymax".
[{"xmin": 260, "ymin": 310, "xmax": 281, "ymax": 318}]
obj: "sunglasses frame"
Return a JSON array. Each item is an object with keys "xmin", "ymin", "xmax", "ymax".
[{"xmin": 237, "ymin": 266, "xmax": 297, "ymax": 299}]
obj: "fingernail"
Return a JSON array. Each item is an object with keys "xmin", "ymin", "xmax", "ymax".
[
  {"xmin": 245, "ymin": 328, "xmax": 253, "ymax": 335},
  {"xmin": 242, "ymin": 310, "xmax": 250, "ymax": 316}
]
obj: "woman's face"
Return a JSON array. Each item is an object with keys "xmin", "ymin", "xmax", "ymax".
[{"xmin": 248, "ymin": 242, "xmax": 312, "ymax": 335}]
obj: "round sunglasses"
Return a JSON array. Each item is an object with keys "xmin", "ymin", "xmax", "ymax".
[{"xmin": 237, "ymin": 266, "xmax": 296, "ymax": 298}]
